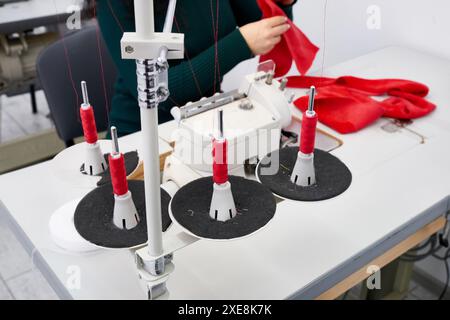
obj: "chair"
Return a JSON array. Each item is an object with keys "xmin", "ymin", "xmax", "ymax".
[{"xmin": 37, "ymin": 25, "xmax": 117, "ymax": 147}]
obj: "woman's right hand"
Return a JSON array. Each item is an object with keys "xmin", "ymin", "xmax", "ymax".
[{"xmin": 239, "ymin": 16, "xmax": 291, "ymax": 56}]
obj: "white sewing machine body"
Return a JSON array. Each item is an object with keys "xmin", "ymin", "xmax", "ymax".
[{"xmin": 165, "ymin": 70, "xmax": 293, "ymax": 187}]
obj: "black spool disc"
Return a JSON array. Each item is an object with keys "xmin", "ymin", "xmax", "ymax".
[
  {"xmin": 257, "ymin": 147, "xmax": 352, "ymax": 201},
  {"xmin": 170, "ymin": 176, "xmax": 276, "ymax": 240},
  {"xmin": 74, "ymin": 180, "xmax": 171, "ymax": 249}
]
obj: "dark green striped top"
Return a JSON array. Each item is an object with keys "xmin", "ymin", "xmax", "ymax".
[{"xmin": 96, "ymin": 0, "xmax": 294, "ymax": 136}]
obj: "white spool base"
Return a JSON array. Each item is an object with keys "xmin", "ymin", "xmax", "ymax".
[
  {"xmin": 49, "ymin": 199, "xmax": 99, "ymax": 253},
  {"xmin": 82, "ymin": 142, "xmax": 108, "ymax": 176},
  {"xmin": 113, "ymin": 191, "xmax": 140, "ymax": 230},
  {"xmin": 51, "ymin": 140, "xmax": 110, "ymax": 189},
  {"xmin": 209, "ymin": 182, "xmax": 237, "ymax": 222},
  {"xmin": 290, "ymin": 152, "xmax": 316, "ymax": 187}
]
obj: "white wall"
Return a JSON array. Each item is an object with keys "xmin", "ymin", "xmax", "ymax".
[
  {"xmin": 381, "ymin": 0, "xmax": 450, "ymax": 60},
  {"xmin": 223, "ymin": 0, "xmax": 450, "ymax": 90},
  {"xmin": 223, "ymin": 0, "xmax": 450, "ymax": 292}
]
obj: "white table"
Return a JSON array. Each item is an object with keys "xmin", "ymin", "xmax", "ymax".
[
  {"xmin": 1, "ymin": 47, "xmax": 450, "ymax": 300},
  {"xmin": 0, "ymin": 0, "xmax": 84, "ymax": 34}
]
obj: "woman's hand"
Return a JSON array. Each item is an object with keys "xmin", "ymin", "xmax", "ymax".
[{"xmin": 239, "ymin": 16, "xmax": 290, "ymax": 56}]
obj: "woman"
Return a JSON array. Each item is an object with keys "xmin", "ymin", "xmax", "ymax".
[{"xmin": 97, "ymin": 0, "xmax": 296, "ymax": 136}]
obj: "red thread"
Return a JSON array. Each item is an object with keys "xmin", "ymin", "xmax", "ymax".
[
  {"xmin": 299, "ymin": 112, "xmax": 318, "ymax": 155},
  {"xmin": 109, "ymin": 154, "xmax": 129, "ymax": 196},
  {"xmin": 215, "ymin": 0, "xmax": 221, "ymax": 88},
  {"xmin": 210, "ymin": 0, "xmax": 221, "ymax": 94},
  {"xmin": 106, "ymin": 0, "xmax": 124, "ymax": 33},
  {"xmin": 212, "ymin": 139, "xmax": 228, "ymax": 185},
  {"xmin": 51, "ymin": 0, "xmax": 80, "ymax": 120},
  {"xmin": 174, "ymin": 18, "xmax": 203, "ymax": 97},
  {"xmin": 80, "ymin": 106, "xmax": 98, "ymax": 144},
  {"xmin": 93, "ymin": 3, "xmax": 110, "ymax": 126}
]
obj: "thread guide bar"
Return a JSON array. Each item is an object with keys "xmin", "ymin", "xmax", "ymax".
[{"xmin": 179, "ymin": 90, "xmax": 245, "ymax": 120}]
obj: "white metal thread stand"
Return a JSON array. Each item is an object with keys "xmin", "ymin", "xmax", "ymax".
[{"xmin": 120, "ymin": 0, "xmax": 184, "ymax": 299}]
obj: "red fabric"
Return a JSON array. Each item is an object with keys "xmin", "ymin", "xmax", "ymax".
[
  {"xmin": 288, "ymin": 76, "xmax": 436, "ymax": 134},
  {"xmin": 109, "ymin": 154, "xmax": 129, "ymax": 196},
  {"xmin": 299, "ymin": 112, "xmax": 318, "ymax": 154},
  {"xmin": 257, "ymin": 0, "xmax": 319, "ymax": 77},
  {"xmin": 257, "ymin": 0, "xmax": 435, "ymax": 133},
  {"xmin": 212, "ymin": 139, "xmax": 228, "ymax": 185},
  {"xmin": 80, "ymin": 106, "xmax": 98, "ymax": 144}
]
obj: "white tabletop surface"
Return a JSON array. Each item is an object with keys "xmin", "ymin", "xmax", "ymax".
[{"xmin": 1, "ymin": 46, "xmax": 450, "ymax": 300}]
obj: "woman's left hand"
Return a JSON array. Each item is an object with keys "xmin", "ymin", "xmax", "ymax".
[{"xmin": 276, "ymin": 0, "xmax": 296, "ymax": 5}]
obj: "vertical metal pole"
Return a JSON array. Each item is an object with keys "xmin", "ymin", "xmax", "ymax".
[
  {"xmin": 217, "ymin": 109, "xmax": 224, "ymax": 139},
  {"xmin": 134, "ymin": 0, "xmax": 154, "ymax": 37},
  {"xmin": 111, "ymin": 126, "xmax": 120, "ymax": 156},
  {"xmin": 163, "ymin": 0, "xmax": 177, "ymax": 33},
  {"xmin": 308, "ymin": 86, "xmax": 316, "ymax": 112},
  {"xmin": 81, "ymin": 81, "xmax": 90, "ymax": 108},
  {"xmin": 30, "ymin": 84, "xmax": 38, "ymax": 114},
  {"xmin": 159, "ymin": 0, "xmax": 177, "ymax": 62},
  {"xmin": 133, "ymin": 0, "xmax": 164, "ymax": 263}
]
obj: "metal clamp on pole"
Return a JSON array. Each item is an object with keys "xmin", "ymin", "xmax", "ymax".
[{"xmin": 120, "ymin": 0, "xmax": 184, "ymax": 300}]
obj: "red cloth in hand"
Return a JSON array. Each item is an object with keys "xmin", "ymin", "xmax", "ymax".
[
  {"xmin": 288, "ymin": 76, "xmax": 436, "ymax": 134},
  {"xmin": 257, "ymin": 0, "xmax": 319, "ymax": 77}
]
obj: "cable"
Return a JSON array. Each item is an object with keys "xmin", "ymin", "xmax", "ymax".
[
  {"xmin": 431, "ymin": 248, "xmax": 450, "ymax": 300},
  {"xmin": 432, "ymin": 248, "xmax": 450, "ymax": 261},
  {"xmin": 439, "ymin": 259, "xmax": 450, "ymax": 299},
  {"xmin": 408, "ymin": 236, "xmax": 434, "ymax": 252},
  {"xmin": 396, "ymin": 214, "xmax": 450, "ymax": 300},
  {"xmin": 342, "ymin": 290, "xmax": 349, "ymax": 300},
  {"xmin": 400, "ymin": 235, "xmax": 441, "ymax": 262},
  {"xmin": 399, "ymin": 225, "xmax": 450, "ymax": 299},
  {"xmin": 434, "ymin": 248, "xmax": 450, "ymax": 300},
  {"xmin": 401, "ymin": 247, "xmax": 441, "ymax": 262}
]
